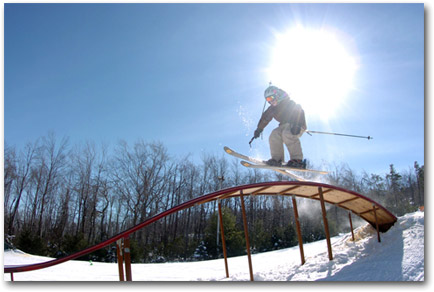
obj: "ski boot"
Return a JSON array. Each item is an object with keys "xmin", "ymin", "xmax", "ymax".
[
  {"xmin": 286, "ymin": 159, "xmax": 307, "ymax": 169},
  {"xmin": 265, "ymin": 159, "xmax": 282, "ymax": 167}
]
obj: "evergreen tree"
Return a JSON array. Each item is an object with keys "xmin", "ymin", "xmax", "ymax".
[
  {"xmin": 414, "ymin": 161, "xmax": 424, "ymax": 207},
  {"xmin": 204, "ymin": 207, "xmax": 244, "ymax": 259}
]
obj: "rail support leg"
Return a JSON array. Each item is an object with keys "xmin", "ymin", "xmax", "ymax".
[
  {"xmin": 218, "ymin": 201, "xmax": 230, "ymax": 278},
  {"xmin": 349, "ymin": 212, "xmax": 355, "ymax": 241},
  {"xmin": 124, "ymin": 236, "xmax": 132, "ymax": 281},
  {"xmin": 116, "ymin": 239, "xmax": 125, "ymax": 281},
  {"xmin": 373, "ymin": 205, "xmax": 381, "ymax": 243},
  {"xmin": 292, "ymin": 195, "xmax": 305, "ymax": 265},
  {"xmin": 319, "ymin": 187, "xmax": 333, "ymax": 261},
  {"xmin": 240, "ymin": 194, "xmax": 254, "ymax": 281}
]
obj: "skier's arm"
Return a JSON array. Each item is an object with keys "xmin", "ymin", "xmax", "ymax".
[{"xmin": 255, "ymin": 107, "xmax": 274, "ymax": 134}]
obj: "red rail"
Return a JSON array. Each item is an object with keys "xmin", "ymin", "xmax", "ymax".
[{"xmin": 4, "ymin": 181, "xmax": 397, "ymax": 275}]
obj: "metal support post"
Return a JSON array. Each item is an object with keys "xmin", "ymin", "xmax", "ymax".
[
  {"xmin": 124, "ymin": 236, "xmax": 132, "ymax": 281},
  {"xmin": 292, "ymin": 195, "xmax": 305, "ymax": 265},
  {"xmin": 240, "ymin": 194, "xmax": 254, "ymax": 281},
  {"xmin": 218, "ymin": 201, "xmax": 229, "ymax": 278},
  {"xmin": 372, "ymin": 205, "xmax": 381, "ymax": 243},
  {"xmin": 348, "ymin": 212, "xmax": 355, "ymax": 241},
  {"xmin": 116, "ymin": 239, "xmax": 125, "ymax": 281},
  {"xmin": 319, "ymin": 187, "xmax": 333, "ymax": 261}
]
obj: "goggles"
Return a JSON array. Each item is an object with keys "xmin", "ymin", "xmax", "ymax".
[{"xmin": 266, "ymin": 95, "xmax": 275, "ymax": 102}]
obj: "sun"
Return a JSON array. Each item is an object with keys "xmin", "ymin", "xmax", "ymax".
[{"xmin": 267, "ymin": 26, "xmax": 358, "ymax": 121}]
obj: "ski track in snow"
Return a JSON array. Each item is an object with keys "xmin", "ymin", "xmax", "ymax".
[{"xmin": 3, "ymin": 211, "xmax": 424, "ymax": 281}]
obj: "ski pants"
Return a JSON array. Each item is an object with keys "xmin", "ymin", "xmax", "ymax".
[{"xmin": 269, "ymin": 123, "xmax": 305, "ymax": 162}]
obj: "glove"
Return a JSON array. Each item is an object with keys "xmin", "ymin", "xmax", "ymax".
[
  {"xmin": 290, "ymin": 125, "xmax": 301, "ymax": 135},
  {"xmin": 254, "ymin": 128, "xmax": 262, "ymax": 139}
]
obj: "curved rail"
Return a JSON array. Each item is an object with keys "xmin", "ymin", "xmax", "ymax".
[{"xmin": 4, "ymin": 181, "xmax": 397, "ymax": 274}]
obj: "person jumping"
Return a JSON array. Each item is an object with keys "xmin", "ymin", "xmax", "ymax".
[{"xmin": 253, "ymin": 85, "xmax": 307, "ymax": 169}]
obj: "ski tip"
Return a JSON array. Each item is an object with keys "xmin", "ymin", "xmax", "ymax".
[
  {"xmin": 240, "ymin": 161, "xmax": 251, "ymax": 167},
  {"xmin": 223, "ymin": 146, "xmax": 233, "ymax": 154}
]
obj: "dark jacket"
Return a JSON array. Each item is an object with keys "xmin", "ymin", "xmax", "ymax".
[{"xmin": 257, "ymin": 98, "xmax": 306, "ymax": 131}]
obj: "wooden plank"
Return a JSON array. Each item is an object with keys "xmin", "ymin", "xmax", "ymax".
[
  {"xmin": 309, "ymin": 188, "xmax": 333, "ymax": 199},
  {"xmin": 278, "ymin": 185, "xmax": 301, "ymax": 195}
]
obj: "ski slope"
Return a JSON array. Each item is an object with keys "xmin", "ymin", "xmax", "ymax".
[{"xmin": 3, "ymin": 211, "xmax": 424, "ymax": 281}]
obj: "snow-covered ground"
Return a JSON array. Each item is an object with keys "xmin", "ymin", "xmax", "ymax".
[{"xmin": 3, "ymin": 211, "xmax": 424, "ymax": 282}]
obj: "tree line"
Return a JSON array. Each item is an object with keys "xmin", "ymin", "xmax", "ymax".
[{"xmin": 4, "ymin": 133, "xmax": 424, "ymax": 262}]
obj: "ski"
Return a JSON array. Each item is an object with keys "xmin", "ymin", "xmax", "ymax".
[
  {"xmin": 224, "ymin": 146, "xmax": 306, "ymax": 181},
  {"xmin": 240, "ymin": 160, "xmax": 328, "ymax": 175},
  {"xmin": 224, "ymin": 146, "xmax": 266, "ymax": 165}
]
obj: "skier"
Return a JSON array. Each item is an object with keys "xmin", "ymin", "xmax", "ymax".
[{"xmin": 253, "ymin": 85, "xmax": 307, "ymax": 169}]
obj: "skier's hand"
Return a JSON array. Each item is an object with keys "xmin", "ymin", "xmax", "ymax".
[
  {"xmin": 291, "ymin": 125, "xmax": 301, "ymax": 135},
  {"xmin": 254, "ymin": 128, "xmax": 262, "ymax": 139}
]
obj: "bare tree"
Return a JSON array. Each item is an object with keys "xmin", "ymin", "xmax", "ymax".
[
  {"xmin": 7, "ymin": 141, "xmax": 38, "ymax": 234},
  {"xmin": 4, "ymin": 143, "xmax": 17, "ymax": 211},
  {"xmin": 36, "ymin": 134, "xmax": 69, "ymax": 237},
  {"xmin": 110, "ymin": 140, "xmax": 170, "ymax": 241}
]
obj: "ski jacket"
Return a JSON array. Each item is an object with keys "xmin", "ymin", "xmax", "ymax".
[{"xmin": 257, "ymin": 98, "xmax": 306, "ymax": 131}]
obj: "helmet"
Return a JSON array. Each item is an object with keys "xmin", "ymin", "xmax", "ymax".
[{"xmin": 264, "ymin": 85, "xmax": 289, "ymax": 104}]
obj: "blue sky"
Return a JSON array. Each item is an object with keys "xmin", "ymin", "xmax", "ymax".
[{"xmin": 4, "ymin": 3, "xmax": 425, "ymax": 176}]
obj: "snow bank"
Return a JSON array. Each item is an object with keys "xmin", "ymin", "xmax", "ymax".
[{"xmin": 3, "ymin": 211, "xmax": 424, "ymax": 281}]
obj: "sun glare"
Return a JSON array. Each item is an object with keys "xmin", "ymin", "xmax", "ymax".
[{"xmin": 267, "ymin": 26, "xmax": 358, "ymax": 121}]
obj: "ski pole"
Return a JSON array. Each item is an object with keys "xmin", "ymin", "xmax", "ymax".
[
  {"xmin": 248, "ymin": 136, "xmax": 255, "ymax": 147},
  {"xmin": 305, "ymin": 130, "xmax": 373, "ymax": 140}
]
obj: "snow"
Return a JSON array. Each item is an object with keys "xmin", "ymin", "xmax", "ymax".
[{"xmin": 3, "ymin": 211, "xmax": 424, "ymax": 282}]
